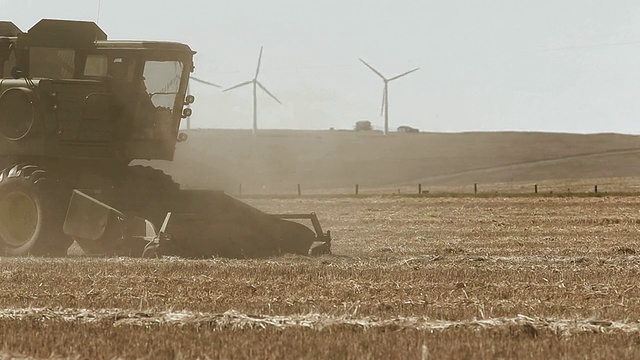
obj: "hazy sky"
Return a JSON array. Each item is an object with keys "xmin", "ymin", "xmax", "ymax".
[{"xmin": 4, "ymin": 1, "xmax": 640, "ymax": 133}]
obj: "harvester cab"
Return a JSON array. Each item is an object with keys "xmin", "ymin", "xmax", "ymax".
[
  {"xmin": 0, "ymin": 19, "xmax": 332, "ymax": 258},
  {"xmin": 0, "ymin": 19, "xmax": 191, "ymax": 158}
]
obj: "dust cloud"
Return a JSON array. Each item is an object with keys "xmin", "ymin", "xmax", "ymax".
[{"xmin": 147, "ymin": 130, "xmax": 640, "ymax": 195}]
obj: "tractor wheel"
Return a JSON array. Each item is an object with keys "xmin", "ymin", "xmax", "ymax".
[{"xmin": 0, "ymin": 165, "xmax": 73, "ymax": 256}]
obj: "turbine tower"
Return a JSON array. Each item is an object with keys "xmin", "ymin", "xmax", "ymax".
[
  {"xmin": 224, "ymin": 46, "xmax": 281, "ymax": 134},
  {"xmin": 359, "ymin": 58, "xmax": 419, "ymax": 135},
  {"xmin": 186, "ymin": 76, "xmax": 222, "ymax": 129}
]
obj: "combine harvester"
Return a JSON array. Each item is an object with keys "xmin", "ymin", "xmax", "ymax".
[{"xmin": 0, "ymin": 19, "xmax": 331, "ymax": 258}]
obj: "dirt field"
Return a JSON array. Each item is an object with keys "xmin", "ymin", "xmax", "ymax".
[{"xmin": 3, "ymin": 195, "xmax": 640, "ymax": 359}]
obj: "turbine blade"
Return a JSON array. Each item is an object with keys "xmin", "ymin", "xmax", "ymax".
[
  {"xmin": 380, "ymin": 87, "xmax": 386, "ymax": 116},
  {"xmin": 388, "ymin": 67, "xmax": 420, "ymax": 81},
  {"xmin": 190, "ymin": 76, "xmax": 222, "ymax": 88},
  {"xmin": 256, "ymin": 80, "xmax": 282, "ymax": 104},
  {"xmin": 255, "ymin": 46, "xmax": 264, "ymax": 79},
  {"xmin": 222, "ymin": 80, "xmax": 253, "ymax": 92},
  {"xmin": 359, "ymin": 58, "xmax": 386, "ymax": 80}
]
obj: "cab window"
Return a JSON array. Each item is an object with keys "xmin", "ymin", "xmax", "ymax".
[
  {"xmin": 142, "ymin": 60, "xmax": 183, "ymax": 109},
  {"xmin": 84, "ymin": 54, "xmax": 108, "ymax": 77}
]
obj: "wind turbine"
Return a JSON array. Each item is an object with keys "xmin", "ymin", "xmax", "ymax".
[
  {"xmin": 186, "ymin": 76, "xmax": 222, "ymax": 129},
  {"xmin": 224, "ymin": 46, "xmax": 282, "ymax": 134},
  {"xmin": 359, "ymin": 58, "xmax": 419, "ymax": 135}
]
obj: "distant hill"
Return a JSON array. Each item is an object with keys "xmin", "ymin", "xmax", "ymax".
[{"xmin": 145, "ymin": 129, "xmax": 640, "ymax": 193}]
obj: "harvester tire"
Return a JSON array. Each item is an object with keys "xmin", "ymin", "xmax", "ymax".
[{"xmin": 0, "ymin": 165, "xmax": 73, "ymax": 256}]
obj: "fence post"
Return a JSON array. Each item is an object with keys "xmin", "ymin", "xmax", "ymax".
[
  {"xmin": 594, "ymin": 185, "xmax": 598, "ymax": 193},
  {"xmin": 418, "ymin": 183, "xmax": 422, "ymax": 194},
  {"xmin": 534, "ymin": 184, "xmax": 538, "ymax": 194},
  {"xmin": 355, "ymin": 184, "xmax": 359, "ymax": 195},
  {"xmin": 297, "ymin": 184, "xmax": 301, "ymax": 197},
  {"xmin": 474, "ymin": 183, "xmax": 478, "ymax": 194}
]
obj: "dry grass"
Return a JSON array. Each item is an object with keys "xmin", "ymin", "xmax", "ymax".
[
  {"xmin": 4, "ymin": 321, "xmax": 639, "ymax": 360},
  {"xmin": 4, "ymin": 196, "xmax": 640, "ymax": 358}
]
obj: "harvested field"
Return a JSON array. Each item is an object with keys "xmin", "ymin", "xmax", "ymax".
[{"xmin": 3, "ymin": 195, "xmax": 640, "ymax": 358}]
